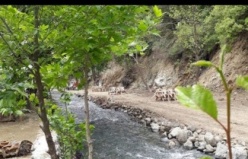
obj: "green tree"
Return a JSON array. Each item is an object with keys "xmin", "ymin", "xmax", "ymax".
[
  {"xmin": 166, "ymin": 5, "xmax": 211, "ymax": 60},
  {"xmin": 50, "ymin": 5, "xmax": 162, "ymax": 159},
  {"xmin": 204, "ymin": 5, "xmax": 248, "ymax": 46},
  {"xmin": 0, "ymin": 5, "xmax": 62, "ymax": 158}
]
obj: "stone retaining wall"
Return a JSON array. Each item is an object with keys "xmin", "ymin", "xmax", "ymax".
[{"xmin": 89, "ymin": 95, "xmax": 248, "ymax": 159}]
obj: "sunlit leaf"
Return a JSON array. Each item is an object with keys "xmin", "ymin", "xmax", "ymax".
[
  {"xmin": 153, "ymin": 5, "xmax": 163, "ymax": 17},
  {"xmin": 175, "ymin": 84, "xmax": 218, "ymax": 120}
]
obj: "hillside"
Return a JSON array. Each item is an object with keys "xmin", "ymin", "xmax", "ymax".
[
  {"xmin": 86, "ymin": 31, "xmax": 248, "ymax": 143},
  {"xmin": 98, "ymin": 31, "xmax": 248, "ymax": 94}
]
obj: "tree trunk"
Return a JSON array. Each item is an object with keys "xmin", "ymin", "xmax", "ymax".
[
  {"xmin": 91, "ymin": 67, "xmax": 97, "ymax": 85},
  {"xmin": 34, "ymin": 66, "xmax": 59, "ymax": 159},
  {"xmin": 84, "ymin": 68, "xmax": 93, "ymax": 159},
  {"xmin": 33, "ymin": 6, "xmax": 58, "ymax": 159}
]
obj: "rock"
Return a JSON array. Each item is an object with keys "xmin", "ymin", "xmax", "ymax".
[
  {"xmin": 196, "ymin": 129, "xmax": 202, "ymax": 134},
  {"xmin": 204, "ymin": 144, "xmax": 215, "ymax": 153},
  {"xmin": 18, "ymin": 140, "xmax": 33, "ymax": 156},
  {"xmin": 159, "ymin": 125, "xmax": 166, "ymax": 132},
  {"xmin": 204, "ymin": 132, "xmax": 217, "ymax": 147},
  {"xmin": 193, "ymin": 132, "xmax": 198, "ymax": 138},
  {"xmin": 161, "ymin": 137, "xmax": 169, "ymax": 143},
  {"xmin": 228, "ymin": 145, "xmax": 248, "ymax": 159},
  {"xmin": 145, "ymin": 118, "xmax": 152, "ymax": 125},
  {"xmin": 169, "ymin": 127, "xmax": 181, "ymax": 138},
  {"xmin": 197, "ymin": 141, "xmax": 207, "ymax": 151},
  {"xmin": 194, "ymin": 141, "xmax": 200, "ymax": 148},
  {"xmin": 197, "ymin": 134, "xmax": 205, "ymax": 142},
  {"xmin": 150, "ymin": 122, "xmax": 160, "ymax": 133},
  {"xmin": 187, "ymin": 125, "xmax": 196, "ymax": 132},
  {"xmin": 215, "ymin": 142, "xmax": 227, "ymax": 159},
  {"xmin": 152, "ymin": 118, "xmax": 158, "ymax": 123},
  {"xmin": 163, "ymin": 125, "xmax": 172, "ymax": 132},
  {"xmin": 168, "ymin": 140, "xmax": 176, "ymax": 149},
  {"xmin": 161, "ymin": 132, "xmax": 167, "ymax": 138},
  {"xmin": 215, "ymin": 135, "xmax": 223, "ymax": 143},
  {"xmin": 168, "ymin": 134, "xmax": 173, "ymax": 139},
  {"xmin": 176, "ymin": 128, "xmax": 188, "ymax": 144},
  {"xmin": 188, "ymin": 136, "xmax": 196, "ymax": 142},
  {"xmin": 154, "ymin": 78, "xmax": 165, "ymax": 87},
  {"xmin": 183, "ymin": 139, "xmax": 193, "ymax": 150},
  {"xmin": 187, "ymin": 130, "xmax": 193, "ymax": 137}
]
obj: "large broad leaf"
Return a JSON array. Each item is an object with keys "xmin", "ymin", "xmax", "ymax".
[
  {"xmin": 236, "ymin": 75, "xmax": 248, "ymax": 91},
  {"xmin": 175, "ymin": 84, "xmax": 218, "ymax": 120}
]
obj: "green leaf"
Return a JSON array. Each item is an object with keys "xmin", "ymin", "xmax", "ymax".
[
  {"xmin": 138, "ymin": 21, "xmax": 148, "ymax": 31},
  {"xmin": 153, "ymin": 5, "xmax": 163, "ymax": 17},
  {"xmin": 191, "ymin": 60, "xmax": 213, "ymax": 67},
  {"xmin": 236, "ymin": 75, "xmax": 248, "ymax": 91},
  {"xmin": 175, "ymin": 84, "xmax": 218, "ymax": 120}
]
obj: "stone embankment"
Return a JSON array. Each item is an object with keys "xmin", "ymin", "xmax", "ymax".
[{"xmin": 88, "ymin": 95, "xmax": 248, "ymax": 159}]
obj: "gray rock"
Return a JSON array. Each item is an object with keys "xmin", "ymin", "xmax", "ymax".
[
  {"xmin": 193, "ymin": 132, "xmax": 198, "ymax": 138},
  {"xmin": 215, "ymin": 142, "xmax": 227, "ymax": 159},
  {"xmin": 187, "ymin": 125, "xmax": 196, "ymax": 132},
  {"xmin": 197, "ymin": 134, "xmax": 205, "ymax": 142},
  {"xmin": 196, "ymin": 129, "xmax": 202, "ymax": 134},
  {"xmin": 187, "ymin": 130, "xmax": 193, "ymax": 137},
  {"xmin": 228, "ymin": 145, "xmax": 248, "ymax": 159},
  {"xmin": 204, "ymin": 132, "xmax": 217, "ymax": 147},
  {"xmin": 168, "ymin": 140, "xmax": 176, "ymax": 149},
  {"xmin": 204, "ymin": 144, "xmax": 215, "ymax": 153},
  {"xmin": 215, "ymin": 135, "xmax": 223, "ymax": 143},
  {"xmin": 168, "ymin": 134, "xmax": 173, "ymax": 139},
  {"xmin": 194, "ymin": 141, "xmax": 200, "ymax": 148},
  {"xmin": 145, "ymin": 118, "xmax": 152, "ymax": 124},
  {"xmin": 150, "ymin": 122, "xmax": 160, "ymax": 133},
  {"xmin": 154, "ymin": 78, "xmax": 165, "ymax": 87},
  {"xmin": 161, "ymin": 131, "xmax": 167, "ymax": 138},
  {"xmin": 183, "ymin": 139, "xmax": 193, "ymax": 150},
  {"xmin": 169, "ymin": 127, "xmax": 181, "ymax": 138},
  {"xmin": 188, "ymin": 136, "xmax": 196, "ymax": 142},
  {"xmin": 197, "ymin": 141, "xmax": 207, "ymax": 151},
  {"xmin": 177, "ymin": 128, "xmax": 189, "ymax": 144},
  {"xmin": 159, "ymin": 125, "xmax": 166, "ymax": 132},
  {"xmin": 161, "ymin": 137, "xmax": 169, "ymax": 143}
]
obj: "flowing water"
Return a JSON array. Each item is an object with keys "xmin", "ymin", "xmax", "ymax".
[{"xmin": 52, "ymin": 91, "xmax": 211, "ymax": 159}]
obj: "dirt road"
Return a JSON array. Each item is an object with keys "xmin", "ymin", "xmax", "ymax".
[{"xmin": 71, "ymin": 89, "xmax": 248, "ymax": 143}]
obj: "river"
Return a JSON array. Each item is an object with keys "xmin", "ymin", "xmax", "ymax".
[{"xmin": 51, "ymin": 90, "xmax": 211, "ymax": 159}]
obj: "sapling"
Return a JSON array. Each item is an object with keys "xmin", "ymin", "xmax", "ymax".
[{"xmin": 175, "ymin": 44, "xmax": 248, "ymax": 159}]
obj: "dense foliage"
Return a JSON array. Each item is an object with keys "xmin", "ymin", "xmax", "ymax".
[
  {"xmin": 0, "ymin": 5, "xmax": 162, "ymax": 158},
  {"xmin": 160, "ymin": 5, "xmax": 248, "ymax": 60}
]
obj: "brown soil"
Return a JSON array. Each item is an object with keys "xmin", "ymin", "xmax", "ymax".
[{"xmin": 71, "ymin": 88, "xmax": 248, "ymax": 144}]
